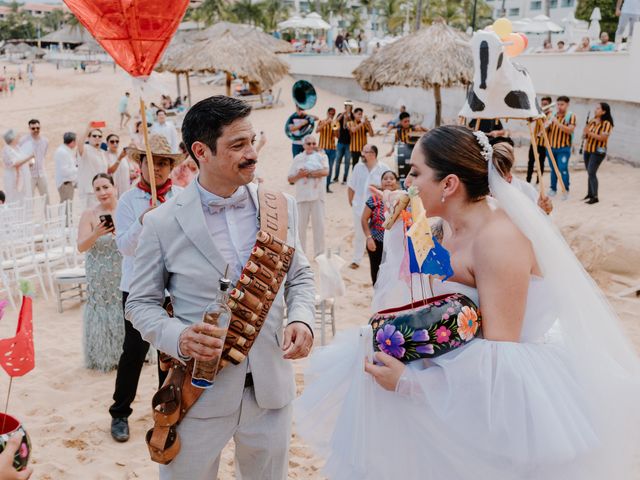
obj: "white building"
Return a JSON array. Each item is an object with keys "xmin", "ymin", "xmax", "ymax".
[{"xmin": 485, "ymin": 0, "xmax": 577, "ymax": 23}]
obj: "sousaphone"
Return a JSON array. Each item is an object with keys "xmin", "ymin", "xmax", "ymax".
[{"xmin": 285, "ymin": 80, "xmax": 317, "ymax": 140}]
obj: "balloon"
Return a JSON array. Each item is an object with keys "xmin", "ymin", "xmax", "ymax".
[
  {"xmin": 518, "ymin": 32, "xmax": 529, "ymax": 49},
  {"xmin": 504, "ymin": 33, "xmax": 526, "ymax": 57},
  {"xmin": 493, "ymin": 18, "xmax": 513, "ymax": 39},
  {"xmin": 63, "ymin": 0, "xmax": 189, "ymax": 77}
]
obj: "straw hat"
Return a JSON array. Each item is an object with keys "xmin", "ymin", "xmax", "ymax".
[{"xmin": 125, "ymin": 134, "xmax": 187, "ymax": 166}]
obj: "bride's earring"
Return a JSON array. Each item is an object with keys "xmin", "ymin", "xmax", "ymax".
[{"xmin": 441, "ymin": 193, "xmax": 446, "ymax": 203}]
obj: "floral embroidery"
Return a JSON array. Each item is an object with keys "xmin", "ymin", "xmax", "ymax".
[
  {"xmin": 376, "ymin": 324, "xmax": 406, "ymax": 358},
  {"xmin": 435, "ymin": 326, "xmax": 451, "ymax": 344},
  {"xmin": 457, "ymin": 306, "xmax": 480, "ymax": 341},
  {"xmin": 370, "ymin": 293, "xmax": 481, "ymax": 363}
]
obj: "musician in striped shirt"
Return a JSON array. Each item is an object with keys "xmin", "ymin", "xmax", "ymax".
[
  {"xmin": 316, "ymin": 107, "xmax": 337, "ymax": 193},
  {"xmin": 348, "ymin": 108, "xmax": 374, "ymax": 168},
  {"xmin": 581, "ymin": 103, "xmax": 614, "ymax": 204},
  {"xmin": 527, "ymin": 96, "xmax": 552, "ymax": 184},
  {"xmin": 546, "ymin": 96, "xmax": 576, "ymax": 199},
  {"xmin": 385, "ymin": 112, "xmax": 427, "ymax": 157}
]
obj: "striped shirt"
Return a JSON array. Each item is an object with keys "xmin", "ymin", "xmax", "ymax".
[
  {"xmin": 349, "ymin": 119, "xmax": 370, "ymax": 153},
  {"xmin": 584, "ymin": 119, "xmax": 612, "ymax": 153},
  {"xmin": 394, "ymin": 125, "xmax": 419, "ymax": 144},
  {"xmin": 318, "ymin": 121, "xmax": 336, "ymax": 150},
  {"xmin": 547, "ymin": 112, "xmax": 576, "ymax": 149}
]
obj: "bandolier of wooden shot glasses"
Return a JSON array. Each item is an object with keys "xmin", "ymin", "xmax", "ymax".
[{"xmin": 218, "ymin": 229, "xmax": 294, "ymax": 369}]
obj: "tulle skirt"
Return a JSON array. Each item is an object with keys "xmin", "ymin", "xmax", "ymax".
[{"xmin": 295, "ymin": 327, "xmax": 637, "ymax": 480}]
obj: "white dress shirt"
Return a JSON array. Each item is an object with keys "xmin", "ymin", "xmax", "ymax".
[
  {"xmin": 347, "ymin": 160, "xmax": 391, "ymax": 215},
  {"xmin": 150, "ymin": 121, "xmax": 179, "ymax": 153},
  {"xmin": 115, "ymin": 184, "xmax": 183, "ymax": 292},
  {"xmin": 196, "ymin": 181, "xmax": 258, "ymax": 282},
  {"xmin": 19, "ymin": 134, "xmax": 48, "ymax": 178},
  {"xmin": 2, "ymin": 145, "xmax": 32, "ymax": 203},
  {"xmin": 53, "ymin": 144, "xmax": 78, "ymax": 188},
  {"xmin": 107, "ymin": 151, "xmax": 132, "ymax": 198},
  {"xmin": 78, "ymin": 144, "xmax": 108, "ymax": 196},
  {"xmin": 288, "ymin": 151, "xmax": 329, "ymax": 203}
]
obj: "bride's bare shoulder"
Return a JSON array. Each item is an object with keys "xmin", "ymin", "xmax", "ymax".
[{"xmin": 473, "ymin": 210, "xmax": 533, "ymax": 260}]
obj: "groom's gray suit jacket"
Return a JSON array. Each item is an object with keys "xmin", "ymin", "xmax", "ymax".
[{"xmin": 125, "ymin": 181, "xmax": 316, "ymax": 418}]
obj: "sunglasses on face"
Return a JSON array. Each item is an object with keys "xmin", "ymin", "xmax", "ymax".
[
  {"xmin": 30, "ymin": 127, "xmax": 40, "ymax": 131},
  {"xmin": 305, "ymin": 142, "xmax": 317, "ymax": 146},
  {"xmin": 109, "ymin": 140, "xmax": 119, "ymax": 144},
  {"xmin": 91, "ymin": 134, "xmax": 102, "ymax": 139}
]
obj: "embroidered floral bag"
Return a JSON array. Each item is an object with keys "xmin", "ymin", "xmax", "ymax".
[{"xmin": 369, "ymin": 293, "xmax": 482, "ymax": 362}]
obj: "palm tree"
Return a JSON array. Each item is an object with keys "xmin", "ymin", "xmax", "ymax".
[
  {"xmin": 230, "ymin": 0, "xmax": 265, "ymax": 26},
  {"xmin": 261, "ymin": 0, "xmax": 290, "ymax": 32},
  {"xmin": 196, "ymin": 0, "xmax": 230, "ymax": 24},
  {"xmin": 377, "ymin": 0, "xmax": 404, "ymax": 34}
]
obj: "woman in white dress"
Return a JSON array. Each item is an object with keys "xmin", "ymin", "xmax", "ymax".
[
  {"xmin": 2, "ymin": 129, "xmax": 34, "ymax": 203},
  {"xmin": 296, "ymin": 126, "xmax": 640, "ymax": 480}
]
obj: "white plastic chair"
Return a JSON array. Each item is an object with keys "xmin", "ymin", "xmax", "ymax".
[
  {"xmin": 1, "ymin": 222, "xmax": 49, "ymax": 300},
  {"xmin": 37, "ymin": 216, "xmax": 73, "ymax": 294},
  {"xmin": 46, "ymin": 202, "xmax": 67, "ymax": 221},
  {"xmin": 53, "ymin": 267, "xmax": 87, "ymax": 313}
]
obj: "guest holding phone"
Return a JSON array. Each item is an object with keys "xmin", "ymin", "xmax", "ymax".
[
  {"xmin": 582, "ymin": 103, "xmax": 614, "ymax": 204},
  {"xmin": 77, "ymin": 173, "xmax": 124, "ymax": 372}
]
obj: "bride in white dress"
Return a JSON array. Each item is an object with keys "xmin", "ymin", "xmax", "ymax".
[{"xmin": 295, "ymin": 126, "xmax": 640, "ymax": 480}]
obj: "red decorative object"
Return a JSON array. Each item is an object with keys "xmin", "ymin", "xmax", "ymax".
[
  {"xmin": 63, "ymin": 0, "xmax": 190, "ymax": 77},
  {"xmin": 0, "ymin": 296, "xmax": 34, "ymax": 377}
]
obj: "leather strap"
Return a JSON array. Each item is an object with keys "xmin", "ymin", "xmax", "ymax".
[{"xmin": 259, "ymin": 188, "xmax": 289, "ymax": 241}]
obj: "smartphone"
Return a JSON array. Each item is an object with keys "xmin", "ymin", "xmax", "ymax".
[{"xmin": 99, "ymin": 214, "xmax": 114, "ymax": 231}]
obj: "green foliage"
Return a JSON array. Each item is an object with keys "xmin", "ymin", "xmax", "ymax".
[
  {"xmin": 229, "ymin": 0, "xmax": 265, "ymax": 26},
  {"xmin": 575, "ymin": 0, "xmax": 617, "ymax": 37},
  {"xmin": 0, "ymin": 5, "xmax": 74, "ymax": 41}
]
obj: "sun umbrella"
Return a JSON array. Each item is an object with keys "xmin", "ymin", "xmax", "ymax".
[
  {"xmin": 301, "ymin": 12, "xmax": 330, "ymax": 30},
  {"xmin": 157, "ymin": 30, "xmax": 289, "ymax": 96},
  {"xmin": 353, "ymin": 19, "xmax": 472, "ymax": 126}
]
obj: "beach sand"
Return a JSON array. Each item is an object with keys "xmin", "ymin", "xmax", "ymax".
[{"xmin": 0, "ymin": 61, "xmax": 639, "ymax": 479}]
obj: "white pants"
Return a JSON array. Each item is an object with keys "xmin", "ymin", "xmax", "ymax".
[
  {"xmin": 351, "ymin": 208, "xmax": 366, "ymax": 264},
  {"xmin": 160, "ymin": 387, "xmax": 292, "ymax": 480},
  {"xmin": 31, "ymin": 175, "xmax": 50, "ymax": 205},
  {"xmin": 297, "ymin": 199, "xmax": 325, "ymax": 259},
  {"xmin": 616, "ymin": 13, "xmax": 640, "ymax": 39}
]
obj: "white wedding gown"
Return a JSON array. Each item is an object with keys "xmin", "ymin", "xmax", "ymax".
[{"xmin": 295, "ymin": 161, "xmax": 640, "ymax": 479}]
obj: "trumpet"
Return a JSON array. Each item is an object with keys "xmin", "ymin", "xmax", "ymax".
[{"xmin": 332, "ymin": 119, "xmax": 340, "ymax": 131}]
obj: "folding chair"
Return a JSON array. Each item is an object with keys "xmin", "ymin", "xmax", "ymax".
[
  {"xmin": 1, "ymin": 222, "xmax": 49, "ymax": 300},
  {"xmin": 36, "ymin": 216, "xmax": 73, "ymax": 294}
]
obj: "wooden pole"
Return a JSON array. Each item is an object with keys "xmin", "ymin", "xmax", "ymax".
[
  {"xmin": 176, "ymin": 73, "xmax": 181, "ymax": 99},
  {"xmin": 139, "ymin": 98, "xmax": 158, "ymax": 206},
  {"xmin": 527, "ymin": 119, "xmax": 546, "ymax": 196},
  {"xmin": 2, "ymin": 378, "xmax": 13, "ymax": 433},
  {"xmin": 186, "ymin": 72, "xmax": 192, "ymax": 107},
  {"xmin": 434, "ymin": 84, "xmax": 442, "ymax": 127},
  {"xmin": 538, "ymin": 118, "xmax": 567, "ymax": 193},
  {"xmin": 226, "ymin": 72, "xmax": 232, "ymax": 97}
]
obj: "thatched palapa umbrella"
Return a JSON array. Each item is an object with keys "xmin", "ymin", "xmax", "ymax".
[
  {"xmin": 353, "ymin": 19, "xmax": 473, "ymax": 126},
  {"xmin": 157, "ymin": 30, "xmax": 289, "ymax": 97}
]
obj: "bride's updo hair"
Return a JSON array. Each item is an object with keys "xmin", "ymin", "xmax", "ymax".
[{"xmin": 417, "ymin": 125, "xmax": 495, "ymax": 201}]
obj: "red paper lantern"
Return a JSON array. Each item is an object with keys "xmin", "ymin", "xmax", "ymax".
[{"xmin": 63, "ymin": 0, "xmax": 190, "ymax": 77}]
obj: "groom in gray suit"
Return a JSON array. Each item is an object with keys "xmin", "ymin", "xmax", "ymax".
[{"xmin": 125, "ymin": 96, "xmax": 316, "ymax": 479}]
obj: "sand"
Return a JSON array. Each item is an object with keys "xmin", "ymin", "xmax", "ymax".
[{"xmin": 0, "ymin": 61, "xmax": 639, "ymax": 479}]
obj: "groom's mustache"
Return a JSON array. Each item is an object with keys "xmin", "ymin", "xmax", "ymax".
[{"xmin": 239, "ymin": 159, "xmax": 257, "ymax": 169}]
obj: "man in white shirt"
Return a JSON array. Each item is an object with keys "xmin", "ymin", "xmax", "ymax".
[
  {"xmin": 109, "ymin": 134, "xmax": 185, "ymax": 443},
  {"xmin": 347, "ymin": 144, "xmax": 390, "ymax": 269},
  {"xmin": 77, "ymin": 125, "xmax": 108, "ymax": 209},
  {"xmin": 287, "ymin": 134, "xmax": 330, "ymax": 258},
  {"xmin": 20, "ymin": 118, "xmax": 49, "ymax": 204},
  {"xmin": 150, "ymin": 109, "xmax": 179, "ymax": 153},
  {"xmin": 53, "ymin": 132, "xmax": 78, "ymax": 203}
]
